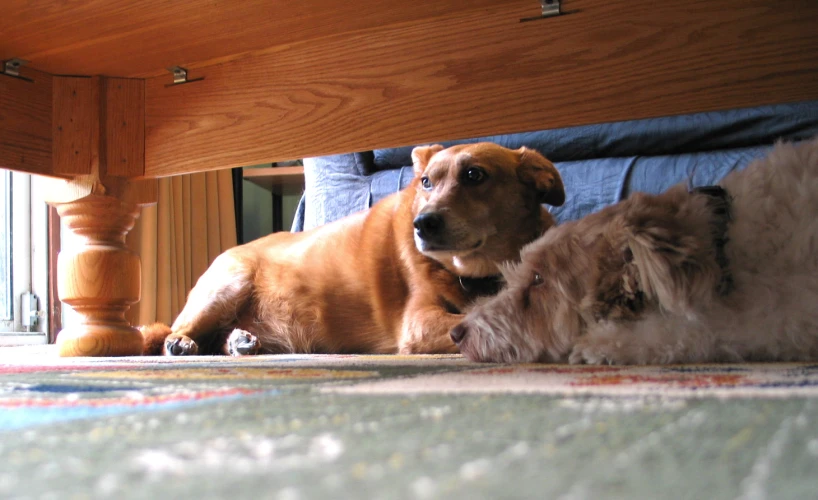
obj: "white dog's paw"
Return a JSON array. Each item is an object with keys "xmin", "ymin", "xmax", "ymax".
[{"xmin": 569, "ymin": 337, "xmax": 633, "ymax": 365}]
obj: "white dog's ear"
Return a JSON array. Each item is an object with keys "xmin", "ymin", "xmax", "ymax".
[
  {"xmin": 586, "ymin": 246, "xmax": 646, "ymax": 321},
  {"xmin": 516, "ymin": 147, "xmax": 566, "ymax": 207},
  {"xmin": 623, "ymin": 211, "xmax": 719, "ymax": 316},
  {"xmin": 411, "ymin": 145, "xmax": 444, "ymax": 176}
]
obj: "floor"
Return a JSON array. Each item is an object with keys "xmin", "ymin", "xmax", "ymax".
[{"xmin": 1, "ymin": 346, "xmax": 817, "ymax": 499}]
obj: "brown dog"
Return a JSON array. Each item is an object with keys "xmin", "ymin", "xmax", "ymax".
[{"xmin": 141, "ymin": 142, "xmax": 565, "ymax": 356}]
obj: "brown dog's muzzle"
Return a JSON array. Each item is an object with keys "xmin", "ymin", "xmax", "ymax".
[{"xmin": 413, "ymin": 212, "xmax": 446, "ymax": 245}]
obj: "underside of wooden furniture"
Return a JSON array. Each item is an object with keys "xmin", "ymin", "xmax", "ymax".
[{"xmin": 1, "ymin": 0, "xmax": 817, "ymax": 356}]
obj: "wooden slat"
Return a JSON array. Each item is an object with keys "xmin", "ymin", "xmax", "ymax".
[
  {"xmin": 47, "ymin": 205, "xmax": 61, "ymax": 343},
  {"xmin": 0, "ymin": 67, "xmax": 52, "ymax": 174},
  {"xmin": 143, "ymin": 0, "xmax": 818, "ymax": 177},
  {"xmin": 52, "ymin": 76, "xmax": 98, "ymax": 175},
  {"xmin": 0, "ymin": 0, "xmax": 512, "ymax": 78},
  {"xmin": 243, "ymin": 166, "xmax": 305, "ymax": 196},
  {"xmin": 105, "ymin": 78, "xmax": 145, "ymax": 177}
]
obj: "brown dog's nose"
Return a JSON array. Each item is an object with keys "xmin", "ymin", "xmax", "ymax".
[
  {"xmin": 450, "ymin": 323, "xmax": 468, "ymax": 344},
  {"xmin": 413, "ymin": 213, "xmax": 444, "ymax": 239}
]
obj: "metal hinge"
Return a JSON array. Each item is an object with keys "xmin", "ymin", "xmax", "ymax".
[
  {"xmin": 521, "ymin": 0, "xmax": 564, "ymax": 22},
  {"xmin": 21, "ymin": 291, "xmax": 39, "ymax": 331},
  {"xmin": 540, "ymin": 0, "xmax": 562, "ymax": 18},
  {"xmin": 1, "ymin": 58, "xmax": 33, "ymax": 82},
  {"xmin": 166, "ymin": 66, "xmax": 205, "ymax": 86}
]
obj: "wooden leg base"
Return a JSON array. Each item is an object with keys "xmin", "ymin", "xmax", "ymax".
[
  {"xmin": 54, "ymin": 194, "xmax": 144, "ymax": 357},
  {"xmin": 57, "ymin": 323, "xmax": 144, "ymax": 357}
]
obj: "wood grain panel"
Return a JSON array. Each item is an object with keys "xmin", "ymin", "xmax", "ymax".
[
  {"xmin": 105, "ymin": 78, "xmax": 145, "ymax": 177},
  {"xmin": 0, "ymin": 0, "xmax": 515, "ymax": 78},
  {"xmin": 52, "ymin": 76, "xmax": 98, "ymax": 175},
  {"xmin": 143, "ymin": 0, "xmax": 818, "ymax": 177},
  {"xmin": 0, "ymin": 67, "xmax": 52, "ymax": 174},
  {"xmin": 51, "ymin": 76, "xmax": 145, "ymax": 177}
]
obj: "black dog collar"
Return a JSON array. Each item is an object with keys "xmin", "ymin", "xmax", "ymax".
[
  {"xmin": 458, "ymin": 275, "xmax": 504, "ymax": 298},
  {"xmin": 690, "ymin": 185, "xmax": 733, "ymax": 295}
]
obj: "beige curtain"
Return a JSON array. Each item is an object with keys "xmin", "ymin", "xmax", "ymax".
[{"xmin": 126, "ymin": 169, "xmax": 237, "ymax": 326}]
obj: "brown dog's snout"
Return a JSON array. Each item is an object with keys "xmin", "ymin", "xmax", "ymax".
[
  {"xmin": 450, "ymin": 323, "xmax": 468, "ymax": 344},
  {"xmin": 414, "ymin": 212, "xmax": 445, "ymax": 240}
]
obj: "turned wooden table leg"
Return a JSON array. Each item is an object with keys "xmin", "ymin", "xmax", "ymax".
[{"xmin": 53, "ymin": 194, "xmax": 144, "ymax": 357}]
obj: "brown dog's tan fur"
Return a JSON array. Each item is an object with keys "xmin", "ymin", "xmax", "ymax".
[{"xmin": 141, "ymin": 143, "xmax": 564, "ymax": 356}]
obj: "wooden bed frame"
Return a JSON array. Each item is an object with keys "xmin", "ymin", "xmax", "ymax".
[{"xmin": 2, "ymin": 0, "xmax": 817, "ymax": 356}]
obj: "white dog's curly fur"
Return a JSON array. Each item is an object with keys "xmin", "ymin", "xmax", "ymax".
[{"xmin": 452, "ymin": 136, "xmax": 818, "ymax": 365}]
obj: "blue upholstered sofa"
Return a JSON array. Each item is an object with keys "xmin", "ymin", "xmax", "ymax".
[{"xmin": 292, "ymin": 101, "xmax": 818, "ymax": 232}]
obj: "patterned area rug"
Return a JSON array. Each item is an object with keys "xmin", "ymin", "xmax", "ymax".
[{"xmin": 2, "ymin": 346, "xmax": 817, "ymax": 499}]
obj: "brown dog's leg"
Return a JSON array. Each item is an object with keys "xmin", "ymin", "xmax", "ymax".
[
  {"xmin": 163, "ymin": 251, "xmax": 256, "ymax": 356},
  {"xmin": 399, "ymin": 306, "xmax": 462, "ymax": 354},
  {"xmin": 139, "ymin": 323, "xmax": 199, "ymax": 356},
  {"xmin": 139, "ymin": 323, "xmax": 172, "ymax": 355},
  {"xmin": 400, "ymin": 334, "xmax": 460, "ymax": 354}
]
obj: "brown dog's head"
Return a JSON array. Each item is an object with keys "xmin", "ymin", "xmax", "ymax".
[
  {"xmin": 410, "ymin": 143, "xmax": 565, "ymax": 277},
  {"xmin": 450, "ymin": 185, "xmax": 730, "ymax": 362}
]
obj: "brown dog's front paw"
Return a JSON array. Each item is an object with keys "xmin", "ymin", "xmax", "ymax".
[
  {"xmin": 226, "ymin": 329, "xmax": 260, "ymax": 356},
  {"xmin": 398, "ymin": 332, "xmax": 460, "ymax": 355},
  {"xmin": 164, "ymin": 335, "xmax": 199, "ymax": 356}
]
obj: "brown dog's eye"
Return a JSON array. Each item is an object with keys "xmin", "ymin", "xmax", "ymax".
[
  {"xmin": 532, "ymin": 272, "xmax": 544, "ymax": 286},
  {"xmin": 463, "ymin": 167, "xmax": 486, "ymax": 185},
  {"xmin": 421, "ymin": 176, "xmax": 433, "ymax": 190}
]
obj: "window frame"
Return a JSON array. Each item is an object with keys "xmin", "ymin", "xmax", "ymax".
[{"xmin": 0, "ymin": 170, "xmax": 49, "ymax": 344}]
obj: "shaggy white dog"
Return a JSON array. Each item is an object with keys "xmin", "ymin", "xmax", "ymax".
[{"xmin": 451, "ymin": 136, "xmax": 818, "ymax": 364}]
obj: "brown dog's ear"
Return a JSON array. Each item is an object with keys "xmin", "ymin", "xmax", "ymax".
[
  {"xmin": 411, "ymin": 145, "xmax": 444, "ymax": 176},
  {"xmin": 516, "ymin": 147, "xmax": 566, "ymax": 207}
]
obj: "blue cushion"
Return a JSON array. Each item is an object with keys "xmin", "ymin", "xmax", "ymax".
[
  {"xmin": 550, "ymin": 145, "xmax": 772, "ymax": 223},
  {"xmin": 372, "ymin": 100, "xmax": 818, "ymax": 170},
  {"xmin": 292, "ymin": 100, "xmax": 818, "ymax": 232}
]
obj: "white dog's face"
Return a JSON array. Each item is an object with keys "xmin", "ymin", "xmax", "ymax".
[{"xmin": 451, "ymin": 186, "xmax": 729, "ymax": 363}]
